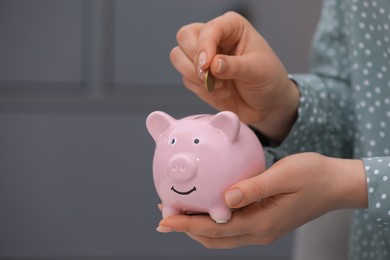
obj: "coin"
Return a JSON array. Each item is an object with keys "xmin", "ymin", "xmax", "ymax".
[{"xmin": 203, "ymin": 70, "xmax": 215, "ymax": 92}]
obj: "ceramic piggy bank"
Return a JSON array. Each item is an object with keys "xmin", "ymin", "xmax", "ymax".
[{"xmin": 146, "ymin": 111, "xmax": 265, "ymax": 223}]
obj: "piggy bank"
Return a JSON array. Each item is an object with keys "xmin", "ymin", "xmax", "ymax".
[{"xmin": 146, "ymin": 111, "xmax": 265, "ymax": 223}]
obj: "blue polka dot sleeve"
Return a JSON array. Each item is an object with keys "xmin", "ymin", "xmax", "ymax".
[
  {"xmin": 263, "ymin": 0, "xmax": 355, "ymax": 166},
  {"xmin": 261, "ymin": 0, "xmax": 390, "ymax": 258},
  {"xmin": 363, "ymin": 157, "xmax": 390, "ymax": 228},
  {"xmin": 263, "ymin": 74, "xmax": 355, "ymax": 167}
]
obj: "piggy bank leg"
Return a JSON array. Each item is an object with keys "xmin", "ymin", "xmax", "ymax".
[
  {"xmin": 162, "ymin": 205, "xmax": 180, "ymax": 219},
  {"xmin": 209, "ymin": 206, "xmax": 232, "ymax": 224}
]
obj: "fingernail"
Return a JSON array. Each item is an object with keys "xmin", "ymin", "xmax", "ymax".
[
  {"xmin": 225, "ymin": 188, "xmax": 243, "ymax": 207},
  {"xmin": 198, "ymin": 51, "xmax": 207, "ymax": 68},
  {"xmin": 198, "ymin": 67, "xmax": 206, "ymax": 81},
  {"xmin": 197, "ymin": 51, "xmax": 208, "ymax": 80},
  {"xmin": 216, "ymin": 58, "xmax": 227, "ymax": 74},
  {"xmin": 156, "ymin": 226, "xmax": 174, "ymax": 233}
]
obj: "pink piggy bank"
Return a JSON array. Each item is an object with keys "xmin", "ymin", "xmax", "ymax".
[{"xmin": 146, "ymin": 111, "xmax": 265, "ymax": 223}]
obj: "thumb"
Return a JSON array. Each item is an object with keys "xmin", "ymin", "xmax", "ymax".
[
  {"xmin": 224, "ymin": 172, "xmax": 280, "ymax": 208},
  {"xmin": 210, "ymin": 53, "xmax": 262, "ymax": 82}
]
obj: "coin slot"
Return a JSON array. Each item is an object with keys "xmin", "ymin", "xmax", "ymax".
[{"xmin": 193, "ymin": 115, "xmax": 206, "ymax": 119}]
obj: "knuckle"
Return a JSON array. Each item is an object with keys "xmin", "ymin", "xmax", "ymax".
[
  {"xmin": 169, "ymin": 47, "xmax": 178, "ymax": 62},
  {"xmin": 176, "ymin": 24, "xmax": 191, "ymax": 43},
  {"xmin": 224, "ymin": 11, "xmax": 241, "ymax": 18},
  {"xmin": 251, "ymin": 178, "xmax": 267, "ymax": 201},
  {"xmin": 223, "ymin": 11, "xmax": 247, "ymax": 23},
  {"xmin": 190, "ymin": 49, "xmax": 198, "ymax": 63}
]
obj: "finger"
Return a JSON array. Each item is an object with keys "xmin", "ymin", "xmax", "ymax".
[
  {"xmin": 184, "ymin": 202, "xmax": 280, "ymax": 248},
  {"xmin": 186, "ymin": 232, "xmax": 254, "ymax": 249},
  {"xmin": 176, "ymin": 23, "xmax": 204, "ymax": 62},
  {"xmin": 182, "ymin": 77, "xmax": 206, "ymax": 95},
  {"xmin": 210, "ymin": 53, "xmax": 264, "ymax": 82},
  {"xmin": 157, "ymin": 214, "xmax": 248, "ymax": 238},
  {"xmin": 196, "ymin": 12, "xmax": 248, "ymax": 70},
  {"xmin": 224, "ymin": 164, "xmax": 290, "ymax": 208},
  {"xmin": 170, "ymin": 46, "xmax": 199, "ymax": 82}
]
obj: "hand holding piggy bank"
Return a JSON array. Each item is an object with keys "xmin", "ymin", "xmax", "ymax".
[{"xmin": 146, "ymin": 111, "xmax": 265, "ymax": 223}]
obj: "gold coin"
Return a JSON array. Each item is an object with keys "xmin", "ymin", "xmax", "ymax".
[{"xmin": 203, "ymin": 70, "xmax": 215, "ymax": 92}]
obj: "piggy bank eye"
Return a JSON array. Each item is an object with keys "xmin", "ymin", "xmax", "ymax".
[
  {"xmin": 169, "ymin": 138, "xmax": 176, "ymax": 145},
  {"xmin": 194, "ymin": 138, "xmax": 200, "ymax": 144}
]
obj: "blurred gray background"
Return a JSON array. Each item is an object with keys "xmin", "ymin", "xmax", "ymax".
[{"xmin": 0, "ymin": 0, "xmax": 321, "ymax": 259}]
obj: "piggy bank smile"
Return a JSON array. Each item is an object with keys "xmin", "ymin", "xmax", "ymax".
[{"xmin": 171, "ymin": 186, "xmax": 196, "ymax": 195}]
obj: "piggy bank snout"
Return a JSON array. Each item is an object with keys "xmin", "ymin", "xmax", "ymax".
[{"xmin": 168, "ymin": 154, "xmax": 197, "ymax": 183}]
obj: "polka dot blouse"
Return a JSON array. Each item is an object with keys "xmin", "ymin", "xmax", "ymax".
[{"xmin": 263, "ymin": 0, "xmax": 390, "ymax": 259}]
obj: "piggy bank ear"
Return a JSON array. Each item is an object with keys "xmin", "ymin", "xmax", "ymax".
[
  {"xmin": 209, "ymin": 111, "xmax": 240, "ymax": 142},
  {"xmin": 146, "ymin": 111, "xmax": 175, "ymax": 142}
]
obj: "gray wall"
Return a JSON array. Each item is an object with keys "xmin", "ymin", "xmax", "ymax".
[{"xmin": 0, "ymin": 0, "xmax": 321, "ymax": 259}]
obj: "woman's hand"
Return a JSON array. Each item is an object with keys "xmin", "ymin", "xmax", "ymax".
[
  {"xmin": 157, "ymin": 153, "xmax": 368, "ymax": 248},
  {"xmin": 170, "ymin": 12, "xmax": 300, "ymax": 142}
]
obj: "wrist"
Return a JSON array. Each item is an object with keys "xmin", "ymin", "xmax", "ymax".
[
  {"xmin": 327, "ymin": 157, "xmax": 368, "ymax": 210},
  {"xmin": 251, "ymin": 79, "xmax": 300, "ymax": 144}
]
